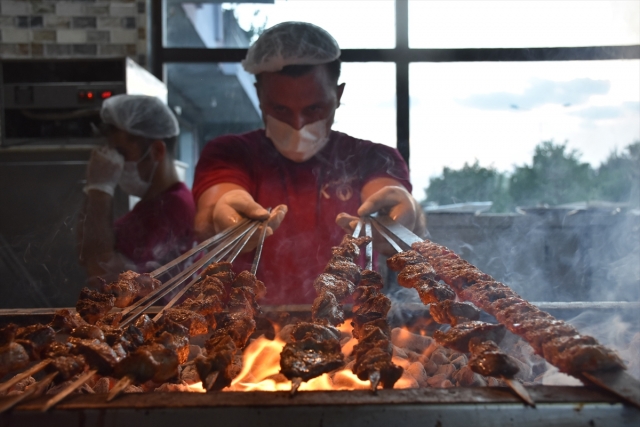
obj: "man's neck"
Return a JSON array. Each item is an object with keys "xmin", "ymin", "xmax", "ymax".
[{"xmin": 142, "ymin": 158, "xmax": 180, "ymax": 201}]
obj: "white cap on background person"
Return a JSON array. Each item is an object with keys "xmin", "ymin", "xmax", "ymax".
[{"xmin": 101, "ymin": 94, "xmax": 180, "ymax": 140}]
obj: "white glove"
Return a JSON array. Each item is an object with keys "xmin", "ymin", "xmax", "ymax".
[{"xmin": 84, "ymin": 146, "xmax": 124, "ymax": 196}]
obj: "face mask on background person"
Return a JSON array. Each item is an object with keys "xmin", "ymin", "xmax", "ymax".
[
  {"xmin": 265, "ymin": 115, "xmax": 331, "ymax": 162},
  {"xmin": 119, "ymin": 147, "xmax": 158, "ymax": 197}
]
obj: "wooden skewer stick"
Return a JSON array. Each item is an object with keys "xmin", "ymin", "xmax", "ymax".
[
  {"xmin": 0, "ymin": 371, "xmax": 58, "ymax": 414},
  {"xmin": 106, "ymin": 375, "xmax": 134, "ymax": 402},
  {"xmin": 204, "ymin": 372, "xmax": 220, "ymax": 392},
  {"xmin": 290, "ymin": 377, "xmax": 302, "ymax": 396},
  {"xmin": 41, "ymin": 369, "xmax": 97, "ymax": 412},
  {"xmin": 0, "ymin": 359, "xmax": 52, "ymax": 394},
  {"xmin": 369, "ymin": 371, "xmax": 381, "ymax": 394},
  {"xmin": 504, "ymin": 378, "xmax": 536, "ymax": 407}
]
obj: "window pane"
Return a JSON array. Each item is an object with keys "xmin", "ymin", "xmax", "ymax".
[
  {"xmin": 409, "ymin": 0, "xmax": 640, "ymax": 48},
  {"xmin": 165, "ymin": 0, "xmax": 395, "ymax": 49},
  {"xmin": 409, "ymin": 60, "xmax": 640, "ymax": 203},
  {"xmin": 165, "ymin": 62, "xmax": 396, "ymax": 151}
]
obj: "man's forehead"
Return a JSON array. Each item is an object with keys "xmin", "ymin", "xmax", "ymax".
[{"xmin": 258, "ymin": 65, "xmax": 337, "ymax": 96}]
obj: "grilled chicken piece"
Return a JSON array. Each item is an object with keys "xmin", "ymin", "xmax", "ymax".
[
  {"xmin": 102, "ymin": 324, "xmax": 145, "ymax": 353},
  {"xmin": 201, "ymin": 261, "xmax": 235, "ymax": 285},
  {"xmin": 187, "ymin": 276, "xmax": 227, "ymax": 299},
  {"xmin": 71, "ymin": 324, "xmax": 105, "ymax": 341},
  {"xmin": 386, "ymin": 250, "xmax": 428, "ymax": 271},
  {"xmin": 0, "ymin": 342, "xmax": 30, "ymax": 377},
  {"xmin": 43, "ymin": 341, "xmax": 73, "ymax": 359},
  {"xmin": 280, "ymin": 336, "xmax": 344, "ymax": 382},
  {"xmin": 163, "ymin": 308, "xmax": 209, "ymax": 336},
  {"xmin": 179, "ymin": 295, "xmax": 223, "ymax": 328},
  {"xmin": 324, "ymin": 256, "xmax": 361, "ymax": 284},
  {"xmin": 311, "ymin": 291, "xmax": 344, "ymax": 326},
  {"xmin": 291, "ymin": 322, "xmax": 341, "ymax": 342},
  {"xmin": 195, "ymin": 335, "xmax": 242, "ymax": 391},
  {"xmin": 352, "ymin": 327, "xmax": 403, "ymax": 389},
  {"xmin": 359, "ymin": 270, "xmax": 385, "ymax": 289},
  {"xmin": 430, "ymin": 300, "xmax": 481, "ymax": 326},
  {"xmin": 45, "ymin": 355, "xmax": 86, "ymax": 382},
  {"xmin": 231, "ymin": 271, "xmax": 266, "ymax": 300},
  {"xmin": 15, "ymin": 324, "xmax": 56, "ymax": 359},
  {"xmin": 220, "ymin": 312, "xmax": 257, "ymax": 349},
  {"xmin": 153, "ymin": 331, "xmax": 190, "ymax": 364},
  {"xmin": 353, "ymin": 294, "xmax": 391, "ymax": 327},
  {"xmin": 50, "ymin": 309, "xmax": 87, "ymax": 333},
  {"xmin": 467, "ymin": 339, "xmax": 520, "ymax": 378},
  {"xmin": 416, "ymin": 281, "xmax": 456, "ymax": 304},
  {"xmin": 0, "ymin": 324, "xmax": 18, "ymax": 346},
  {"xmin": 459, "ymin": 281, "xmax": 520, "ymax": 311},
  {"xmin": 433, "ymin": 321, "xmax": 506, "ymax": 353},
  {"xmin": 115, "ymin": 344, "xmax": 179, "ymax": 383},
  {"xmin": 397, "ymin": 263, "xmax": 437, "ymax": 288},
  {"xmin": 76, "ymin": 288, "xmax": 115, "ymax": 324},
  {"xmin": 134, "ymin": 314, "xmax": 157, "ymax": 341},
  {"xmin": 552, "ymin": 342, "xmax": 625, "ymax": 373},
  {"xmin": 228, "ymin": 287, "xmax": 260, "ymax": 318},
  {"xmin": 352, "ymin": 318, "xmax": 391, "ymax": 341},
  {"xmin": 103, "ymin": 270, "xmax": 159, "ymax": 308},
  {"xmin": 313, "ymin": 273, "xmax": 355, "ymax": 300},
  {"xmin": 353, "ymin": 285, "xmax": 380, "ymax": 307},
  {"xmin": 69, "ymin": 338, "xmax": 120, "ymax": 375}
]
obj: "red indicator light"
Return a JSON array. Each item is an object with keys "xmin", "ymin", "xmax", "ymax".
[
  {"xmin": 101, "ymin": 91, "xmax": 113, "ymax": 99},
  {"xmin": 86, "ymin": 91, "xmax": 94, "ymax": 99}
]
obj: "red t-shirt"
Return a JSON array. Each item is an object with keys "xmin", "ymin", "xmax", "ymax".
[
  {"xmin": 114, "ymin": 182, "xmax": 196, "ymax": 273},
  {"xmin": 193, "ymin": 129, "xmax": 411, "ymax": 304}
]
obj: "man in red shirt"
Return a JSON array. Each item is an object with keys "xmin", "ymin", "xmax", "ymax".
[
  {"xmin": 193, "ymin": 22, "xmax": 425, "ymax": 304},
  {"xmin": 78, "ymin": 95, "xmax": 196, "ymax": 284}
]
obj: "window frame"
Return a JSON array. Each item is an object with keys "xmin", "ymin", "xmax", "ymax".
[{"xmin": 150, "ymin": 0, "xmax": 640, "ymax": 164}]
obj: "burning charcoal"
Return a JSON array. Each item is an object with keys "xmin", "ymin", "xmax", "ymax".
[
  {"xmin": 390, "ymin": 328, "xmax": 434, "ymax": 354},
  {"xmin": 180, "ymin": 361, "xmax": 200, "ymax": 384},
  {"xmin": 451, "ymin": 354, "xmax": 468, "ymax": 369},
  {"xmin": 435, "ymin": 363, "xmax": 456, "ymax": 378},
  {"xmin": 92, "ymin": 377, "xmax": 113, "ymax": 393},
  {"xmin": 422, "ymin": 359, "xmax": 438, "ymax": 375},
  {"xmin": 426, "ymin": 374, "xmax": 450, "ymax": 388},
  {"xmin": 406, "ymin": 361, "xmax": 428, "ymax": 387},
  {"xmin": 429, "ymin": 349, "xmax": 450, "ymax": 366},
  {"xmin": 453, "ymin": 365, "xmax": 488, "ymax": 387},
  {"xmin": 188, "ymin": 345, "xmax": 203, "ymax": 362},
  {"xmin": 397, "ymin": 371, "xmax": 420, "ymax": 389},
  {"xmin": 76, "ymin": 288, "xmax": 115, "ymax": 324}
]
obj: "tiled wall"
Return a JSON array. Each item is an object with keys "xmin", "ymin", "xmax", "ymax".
[{"xmin": 0, "ymin": 1, "xmax": 147, "ymax": 66}]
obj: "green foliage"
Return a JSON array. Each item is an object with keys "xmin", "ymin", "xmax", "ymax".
[
  {"xmin": 425, "ymin": 161, "xmax": 512, "ymax": 212},
  {"xmin": 509, "ymin": 141, "xmax": 594, "ymax": 207},
  {"xmin": 424, "ymin": 140, "xmax": 639, "ymax": 212}
]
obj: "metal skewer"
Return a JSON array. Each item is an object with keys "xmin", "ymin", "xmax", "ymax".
[
  {"xmin": 225, "ymin": 220, "xmax": 261, "ymax": 263},
  {"xmin": 0, "ymin": 359, "xmax": 51, "ymax": 394},
  {"xmin": 370, "ymin": 218, "xmax": 403, "ymax": 253},
  {"xmin": 364, "ymin": 218, "xmax": 373, "ymax": 271},
  {"xmin": 119, "ymin": 221, "xmax": 260, "ymax": 327},
  {"xmin": 352, "ymin": 218, "xmax": 364, "ymax": 238},
  {"xmin": 119, "ymin": 220, "xmax": 258, "ymax": 320},
  {"xmin": 0, "ymin": 371, "xmax": 58, "ymax": 414},
  {"xmin": 150, "ymin": 218, "xmax": 251, "ymax": 278},
  {"xmin": 250, "ymin": 214, "xmax": 271, "ymax": 275},
  {"xmin": 41, "ymin": 369, "xmax": 97, "ymax": 412}
]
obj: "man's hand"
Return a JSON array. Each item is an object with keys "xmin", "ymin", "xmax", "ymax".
[
  {"xmin": 336, "ymin": 184, "xmax": 425, "ymax": 255},
  {"xmin": 84, "ymin": 146, "xmax": 124, "ymax": 196},
  {"xmin": 196, "ymin": 186, "xmax": 287, "ymax": 253}
]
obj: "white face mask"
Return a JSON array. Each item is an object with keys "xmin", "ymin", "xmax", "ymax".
[
  {"xmin": 265, "ymin": 115, "xmax": 331, "ymax": 162},
  {"xmin": 119, "ymin": 148, "xmax": 157, "ymax": 197}
]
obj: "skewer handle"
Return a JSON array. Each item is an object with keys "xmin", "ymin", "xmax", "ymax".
[
  {"xmin": 504, "ymin": 378, "xmax": 536, "ymax": 407},
  {"xmin": 41, "ymin": 369, "xmax": 97, "ymax": 412},
  {"xmin": 106, "ymin": 375, "xmax": 134, "ymax": 402},
  {"xmin": 0, "ymin": 359, "xmax": 51, "ymax": 394}
]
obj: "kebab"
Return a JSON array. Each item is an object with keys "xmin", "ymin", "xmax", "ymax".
[
  {"xmin": 194, "ymin": 223, "xmax": 269, "ymax": 392},
  {"xmin": 379, "ymin": 221, "xmax": 534, "ymax": 404},
  {"xmin": 349, "ymin": 219, "xmax": 403, "ymax": 391},
  {"xmin": 279, "ymin": 232, "xmax": 371, "ymax": 393}
]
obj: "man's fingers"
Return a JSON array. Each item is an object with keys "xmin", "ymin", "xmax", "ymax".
[
  {"xmin": 357, "ymin": 187, "xmax": 405, "ymax": 217},
  {"xmin": 227, "ymin": 195, "xmax": 270, "ymax": 220},
  {"xmin": 266, "ymin": 204, "xmax": 288, "ymax": 232},
  {"xmin": 335, "ymin": 212, "xmax": 359, "ymax": 231},
  {"xmin": 213, "ymin": 203, "xmax": 244, "ymax": 234}
]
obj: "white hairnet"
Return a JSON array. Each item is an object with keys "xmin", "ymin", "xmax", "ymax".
[
  {"xmin": 100, "ymin": 94, "xmax": 179, "ymax": 140},
  {"xmin": 242, "ymin": 21, "xmax": 340, "ymax": 75}
]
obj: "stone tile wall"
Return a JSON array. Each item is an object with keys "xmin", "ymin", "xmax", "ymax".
[{"xmin": 0, "ymin": 0, "xmax": 147, "ymax": 66}]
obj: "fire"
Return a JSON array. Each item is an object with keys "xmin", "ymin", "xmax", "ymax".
[{"xmin": 202, "ymin": 319, "xmax": 412, "ymax": 392}]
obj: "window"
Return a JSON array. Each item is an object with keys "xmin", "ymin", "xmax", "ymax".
[{"xmin": 153, "ymin": 0, "xmax": 639, "ymax": 201}]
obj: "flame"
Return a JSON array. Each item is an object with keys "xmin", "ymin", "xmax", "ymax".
[{"xmin": 208, "ymin": 319, "xmax": 409, "ymax": 391}]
